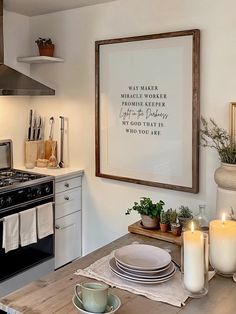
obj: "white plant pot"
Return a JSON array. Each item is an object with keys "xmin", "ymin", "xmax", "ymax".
[
  {"xmin": 214, "ymin": 163, "xmax": 236, "ymax": 218},
  {"xmin": 214, "ymin": 163, "xmax": 236, "ymax": 190}
]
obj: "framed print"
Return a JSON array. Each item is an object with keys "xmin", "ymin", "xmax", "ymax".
[{"xmin": 95, "ymin": 29, "xmax": 200, "ymax": 193}]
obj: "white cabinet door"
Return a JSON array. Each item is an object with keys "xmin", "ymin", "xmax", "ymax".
[{"xmin": 55, "ymin": 211, "xmax": 82, "ymax": 269}]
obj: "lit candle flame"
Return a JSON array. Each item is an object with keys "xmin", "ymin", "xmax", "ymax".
[
  {"xmin": 191, "ymin": 221, "xmax": 194, "ymax": 233},
  {"xmin": 222, "ymin": 213, "xmax": 226, "ymax": 225}
]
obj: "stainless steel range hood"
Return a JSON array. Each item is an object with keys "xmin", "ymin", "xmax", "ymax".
[{"xmin": 0, "ymin": 0, "xmax": 55, "ymax": 96}]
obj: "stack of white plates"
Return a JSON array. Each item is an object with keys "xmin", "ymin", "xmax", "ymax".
[{"xmin": 109, "ymin": 244, "xmax": 176, "ymax": 284}]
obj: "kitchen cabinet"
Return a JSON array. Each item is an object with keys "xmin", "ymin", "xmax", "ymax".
[
  {"xmin": 55, "ymin": 211, "xmax": 81, "ymax": 269},
  {"xmin": 54, "ymin": 171, "xmax": 83, "ymax": 269}
]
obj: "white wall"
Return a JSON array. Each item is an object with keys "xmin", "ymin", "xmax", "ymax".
[
  {"xmin": 29, "ymin": 0, "xmax": 236, "ymax": 254},
  {"xmin": 0, "ymin": 11, "xmax": 31, "ymax": 166}
]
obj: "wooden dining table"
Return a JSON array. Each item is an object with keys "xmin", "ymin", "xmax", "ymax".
[{"xmin": 0, "ymin": 233, "xmax": 236, "ymax": 314}]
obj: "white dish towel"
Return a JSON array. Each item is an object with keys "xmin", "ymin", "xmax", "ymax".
[
  {"xmin": 2, "ymin": 213, "xmax": 19, "ymax": 253},
  {"xmin": 20, "ymin": 208, "xmax": 37, "ymax": 246},
  {"xmin": 37, "ymin": 202, "xmax": 54, "ymax": 239}
]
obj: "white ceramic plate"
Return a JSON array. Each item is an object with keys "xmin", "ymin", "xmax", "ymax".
[
  {"xmin": 72, "ymin": 292, "xmax": 121, "ymax": 314},
  {"xmin": 109, "ymin": 258, "xmax": 176, "ymax": 284},
  {"xmin": 115, "ymin": 259, "xmax": 175, "ymax": 279},
  {"xmin": 116, "ymin": 259, "xmax": 171, "ymax": 275},
  {"xmin": 114, "ymin": 244, "xmax": 171, "ymax": 270}
]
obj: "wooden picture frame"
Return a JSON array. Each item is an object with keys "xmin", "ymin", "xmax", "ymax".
[
  {"xmin": 95, "ymin": 29, "xmax": 200, "ymax": 193},
  {"xmin": 230, "ymin": 102, "xmax": 236, "ymax": 144}
]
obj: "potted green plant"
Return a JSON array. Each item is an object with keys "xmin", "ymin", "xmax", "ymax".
[
  {"xmin": 168, "ymin": 208, "xmax": 177, "ymax": 225},
  {"xmin": 35, "ymin": 37, "xmax": 55, "ymax": 57},
  {"xmin": 125, "ymin": 197, "xmax": 165, "ymax": 229},
  {"xmin": 177, "ymin": 205, "xmax": 193, "ymax": 228},
  {"xmin": 167, "ymin": 208, "xmax": 182, "ymax": 236},
  {"xmin": 160, "ymin": 210, "xmax": 169, "ymax": 232}
]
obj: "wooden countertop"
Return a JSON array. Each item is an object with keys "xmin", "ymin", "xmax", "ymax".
[{"xmin": 0, "ymin": 233, "xmax": 236, "ymax": 314}]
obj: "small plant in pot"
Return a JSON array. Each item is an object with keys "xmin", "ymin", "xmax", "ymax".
[
  {"xmin": 168, "ymin": 209, "xmax": 181, "ymax": 236},
  {"xmin": 160, "ymin": 210, "xmax": 169, "ymax": 233},
  {"xmin": 177, "ymin": 205, "xmax": 193, "ymax": 229},
  {"xmin": 35, "ymin": 37, "xmax": 55, "ymax": 57},
  {"xmin": 125, "ymin": 197, "xmax": 165, "ymax": 229}
]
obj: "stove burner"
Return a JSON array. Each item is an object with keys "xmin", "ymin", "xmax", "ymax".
[
  {"xmin": 0, "ymin": 179, "xmax": 13, "ymax": 187},
  {"xmin": 0, "ymin": 169, "xmax": 46, "ymax": 188}
]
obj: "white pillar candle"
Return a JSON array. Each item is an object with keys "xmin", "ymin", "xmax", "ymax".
[
  {"xmin": 183, "ymin": 225, "xmax": 205, "ymax": 293},
  {"xmin": 210, "ymin": 218, "xmax": 236, "ymax": 274}
]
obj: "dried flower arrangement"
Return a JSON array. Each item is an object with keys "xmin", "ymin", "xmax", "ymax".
[{"xmin": 200, "ymin": 116, "xmax": 236, "ymax": 164}]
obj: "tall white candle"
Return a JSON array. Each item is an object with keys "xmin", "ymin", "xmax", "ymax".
[
  {"xmin": 210, "ymin": 218, "xmax": 236, "ymax": 274},
  {"xmin": 183, "ymin": 224, "xmax": 205, "ymax": 293}
]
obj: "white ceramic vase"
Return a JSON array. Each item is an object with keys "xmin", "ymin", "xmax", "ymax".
[{"xmin": 214, "ymin": 163, "xmax": 236, "ymax": 218}]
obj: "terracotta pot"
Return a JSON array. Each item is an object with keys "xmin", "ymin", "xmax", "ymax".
[
  {"xmin": 141, "ymin": 214, "xmax": 159, "ymax": 229},
  {"xmin": 214, "ymin": 163, "xmax": 236, "ymax": 190},
  {"xmin": 160, "ymin": 223, "xmax": 169, "ymax": 233},
  {"xmin": 171, "ymin": 224, "xmax": 182, "ymax": 236},
  {"xmin": 38, "ymin": 44, "xmax": 55, "ymax": 57}
]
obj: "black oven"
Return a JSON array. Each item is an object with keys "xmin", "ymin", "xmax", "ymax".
[
  {"xmin": 0, "ymin": 139, "xmax": 55, "ymax": 296},
  {"xmin": 0, "ymin": 180, "xmax": 54, "ymax": 283}
]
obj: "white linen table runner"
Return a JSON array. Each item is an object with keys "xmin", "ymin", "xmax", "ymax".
[{"xmin": 75, "ymin": 251, "xmax": 215, "ymax": 307}]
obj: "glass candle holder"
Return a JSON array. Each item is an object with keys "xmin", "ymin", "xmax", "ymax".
[
  {"xmin": 181, "ymin": 230, "xmax": 208, "ymax": 298},
  {"xmin": 209, "ymin": 219, "xmax": 236, "ymax": 276}
]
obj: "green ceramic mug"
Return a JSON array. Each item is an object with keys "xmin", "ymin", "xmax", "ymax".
[{"xmin": 75, "ymin": 282, "xmax": 109, "ymax": 313}]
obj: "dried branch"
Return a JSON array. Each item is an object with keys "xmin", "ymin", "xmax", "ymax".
[{"xmin": 200, "ymin": 116, "xmax": 236, "ymax": 164}]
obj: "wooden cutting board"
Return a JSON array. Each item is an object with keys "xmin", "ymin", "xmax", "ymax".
[
  {"xmin": 45, "ymin": 139, "xmax": 57, "ymax": 160},
  {"xmin": 128, "ymin": 220, "xmax": 182, "ymax": 246}
]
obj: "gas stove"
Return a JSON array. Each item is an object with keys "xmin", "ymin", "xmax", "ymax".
[
  {"xmin": 0, "ymin": 140, "xmax": 54, "ymax": 213},
  {"xmin": 0, "ymin": 169, "xmax": 47, "ymax": 187}
]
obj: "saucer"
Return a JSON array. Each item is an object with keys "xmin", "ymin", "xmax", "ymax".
[{"xmin": 72, "ymin": 292, "xmax": 121, "ymax": 314}]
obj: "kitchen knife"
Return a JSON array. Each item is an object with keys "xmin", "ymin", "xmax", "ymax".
[
  {"xmin": 32, "ymin": 111, "xmax": 37, "ymax": 141},
  {"xmin": 28, "ymin": 109, "xmax": 33, "ymax": 141},
  {"xmin": 36, "ymin": 116, "xmax": 42, "ymax": 140}
]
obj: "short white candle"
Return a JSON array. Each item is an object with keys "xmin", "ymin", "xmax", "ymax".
[
  {"xmin": 210, "ymin": 217, "xmax": 236, "ymax": 274},
  {"xmin": 183, "ymin": 223, "xmax": 205, "ymax": 293}
]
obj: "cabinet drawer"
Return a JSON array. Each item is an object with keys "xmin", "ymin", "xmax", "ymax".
[
  {"xmin": 55, "ymin": 176, "xmax": 81, "ymax": 194},
  {"xmin": 55, "ymin": 211, "xmax": 82, "ymax": 269},
  {"xmin": 55, "ymin": 187, "xmax": 81, "ymax": 219}
]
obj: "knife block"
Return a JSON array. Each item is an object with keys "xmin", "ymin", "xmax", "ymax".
[{"xmin": 25, "ymin": 140, "xmax": 44, "ymax": 169}]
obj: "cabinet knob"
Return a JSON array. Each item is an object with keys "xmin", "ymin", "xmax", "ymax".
[
  {"xmin": 55, "ymin": 225, "xmax": 61, "ymax": 230},
  {"xmin": 65, "ymin": 183, "xmax": 70, "ymax": 188},
  {"xmin": 64, "ymin": 196, "xmax": 70, "ymax": 201}
]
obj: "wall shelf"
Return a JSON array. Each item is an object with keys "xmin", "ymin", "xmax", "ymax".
[{"xmin": 17, "ymin": 56, "xmax": 64, "ymax": 64}]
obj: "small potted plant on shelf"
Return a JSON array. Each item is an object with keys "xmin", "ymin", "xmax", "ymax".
[
  {"xmin": 125, "ymin": 197, "xmax": 165, "ymax": 229},
  {"xmin": 167, "ymin": 208, "xmax": 181, "ymax": 236},
  {"xmin": 177, "ymin": 205, "xmax": 193, "ymax": 229},
  {"xmin": 160, "ymin": 210, "xmax": 169, "ymax": 233},
  {"xmin": 35, "ymin": 37, "xmax": 55, "ymax": 57}
]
